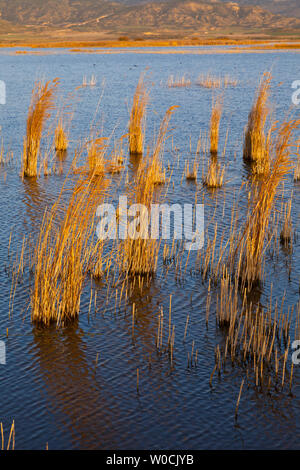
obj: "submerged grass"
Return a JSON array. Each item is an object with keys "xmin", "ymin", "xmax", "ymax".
[{"xmin": 129, "ymin": 73, "xmax": 149, "ymax": 155}]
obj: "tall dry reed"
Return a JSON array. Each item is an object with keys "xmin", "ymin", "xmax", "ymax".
[
  {"xmin": 210, "ymin": 95, "xmax": 223, "ymax": 155},
  {"xmin": 22, "ymin": 79, "xmax": 59, "ymax": 177},
  {"xmin": 243, "ymin": 72, "xmax": 272, "ymax": 174},
  {"xmin": 129, "ymin": 74, "xmax": 149, "ymax": 155},
  {"xmin": 237, "ymin": 117, "xmax": 299, "ymax": 289}
]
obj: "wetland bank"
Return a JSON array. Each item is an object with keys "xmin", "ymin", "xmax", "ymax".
[{"xmin": 0, "ymin": 44, "xmax": 299, "ymax": 449}]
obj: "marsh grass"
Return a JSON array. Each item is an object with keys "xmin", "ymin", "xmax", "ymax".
[
  {"xmin": 210, "ymin": 95, "xmax": 223, "ymax": 156},
  {"xmin": 129, "ymin": 73, "xmax": 149, "ymax": 155},
  {"xmin": 87, "ymin": 137, "xmax": 108, "ymax": 175},
  {"xmin": 203, "ymin": 158, "xmax": 225, "ymax": 188},
  {"xmin": 243, "ymin": 72, "xmax": 272, "ymax": 174},
  {"xmin": 197, "ymin": 73, "xmax": 238, "ymax": 89},
  {"xmin": 54, "ymin": 118, "xmax": 68, "ymax": 151},
  {"xmin": 22, "ymin": 78, "xmax": 59, "ymax": 177},
  {"xmin": 294, "ymin": 148, "xmax": 300, "ymax": 181},
  {"xmin": 237, "ymin": 117, "xmax": 299, "ymax": 289},
  {"xmin": 31, "ymin": 171, "xmax": 108, "ymax": 326},
  {"xmin": 167, "ymin": 74, "xmax": 191, "ymax": 88},
  {"xmin": 280, "ymin": 199, "xmax": 293, "ymax": 248},
  {"xmin": 0, "ymin": 420, "xmax": 15, "ymax": 450}
]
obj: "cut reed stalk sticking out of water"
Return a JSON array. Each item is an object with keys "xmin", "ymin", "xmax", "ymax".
[
  {"xmin": 237, "ymin": 117, "xmax": 299, "ymax": 290},
  {"xmin": 210, "ymin": 95, "xmax": 223, "ymax": 156},
  {"xmin": 167, "ymin": 74, "xmax": 191, "ymax": 88},
  {"xmin": 22, "ymin": 78, "xmax": 59, "ymax": 177}
]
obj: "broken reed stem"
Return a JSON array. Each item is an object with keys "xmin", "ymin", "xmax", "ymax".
[{"xmin": 243, "ymin": 72, "xmax": 272, "ymax": 174}]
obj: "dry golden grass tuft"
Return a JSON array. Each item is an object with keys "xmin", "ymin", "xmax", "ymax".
[
  {"xmin": 210, "ymin": 95, "xmax": 223, "ymax": 156},
  {"xmin": 237, "ymin": 117, "xmax": 299, "ymax": 289},
  {"xmin": 203, "ymin": 158, "xmax": 225, "ymax": 188},
  {"xmin": 0, "ymin": 420, "xmax": 15, "ymax": 450},
  {"xmin": 22, "ymin": 78, "xmax": 59, "ymax": 177},
  {"xmin": 129, "ymin": 73, "xmax": 149, "ymax": 155},
  {"xmin": 167, "ymin": 74, "xmax": 191, "ymax": 88},
  {"xmin": 243, "ymin": 72, "xmax": 272, "ymax": 175},
  {"xmin": 31, "ymin": 172, "xmax": 108, "ymax": 326},
  {"xmin": 54, "ymin": 118, "xmax": 68, "ymax": 152}
]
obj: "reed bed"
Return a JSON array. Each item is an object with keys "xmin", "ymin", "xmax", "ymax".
[
  {"xmin": 210, "ymin": 95, "xmax": 223, "ymax": 156},
  {"xmin": 87, "ymin": 137, "xmax": 108, "ymax": 175},
  {"xmin": 54, "ymin": 118, "xmax": 68, "ymax": 151},
  {"xmin": 82, "ymin": 75, "xmax": 97, "ymax": 87},
  {"xmin": 149, "ymin": 106, "xmax": 178, "ymax": 185},
  {"xmin": 167, "ymin": 74, "xmax": 191, "ymax": 88},
  {"xmin": 236, "ymin": 118, "xmax": 299, "ymax": 290},
  {"xmin": 214, "ymin": 273, "xmax": 296, "ymax": 392},
  {"xmin": 294, "ymin": 149, "xmax": 300, "ymax": 181},
  {"xmin": 243, "ymin": 72, "xmax": 272, "ymax": 174},
  {"xmin": 197, "ymin": 73, "xmax": 238, "ymax": 88},
  {"xmin": 118, "ymin": 157, "xmax": 160, "ymax": 276},
  {"xmin": 129, "ymin": 73, "xmax": 149, "ymax": 155},
  {"xmin": 31, "ymin": 172, "xmax": 108, "ymax": 326},
  {"xmin": 203, "ymin": 159, "xmax": 225, "ymax": 188},
  {"xmin": 0, "ymin": 421, "xmax": 15, "ymax": 450},
  {"xmin": 22, "ymin": 78, "xmax": 59, "ymax": 177}
]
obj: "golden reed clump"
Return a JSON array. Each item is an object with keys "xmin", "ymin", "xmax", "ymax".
[
  {"xmin": 210, "ymin": 95, "xmax": 223, "ymax": 156},
  {"xmin": 129, "ymin": 73, "xmax": 149, "ymax": 155},
  {"xmin": 87, "ymin": 137, "xmax": 108, "ymax": 175},
  {"xmin": 120, "ymin": 107, "xmax": 177, "ymax": 276},
  {"xmin": 243, "ymin": 72, "xmax": 272, "ymax": 175},
  {"xmin": 31, "ymin": 172, "xmax": 108, "ymax": 326},
  {"xmin": 237, "ymin": 117, "xmax": 299, "ymax": 289},
  {"xmin": 0, "ymin": 420, "xmax": 15, "ymax": 450},
  {"xmin": 203, "ymin": 159, "xmax": 225, "ymax": 188},
  {"xmin": 214, "ymin": 273, "xmax": 295, "ymax": 392},
  {"xmin": 22, "ymin": 78, "xmax": 59, "ymax": 177}
]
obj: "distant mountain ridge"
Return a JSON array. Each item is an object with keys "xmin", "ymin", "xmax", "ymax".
[
  {"xmin": 0, "ymin": 0, "xmax": 299, "ymax": 37},
  {"xmin": 116, "ymin": 0, "xmax": 300, "ymax": 19}
]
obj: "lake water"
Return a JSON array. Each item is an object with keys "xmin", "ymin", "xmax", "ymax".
[{"xmin": 0, "ymin": 46, "xmax": 299, "ymax": 449}]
